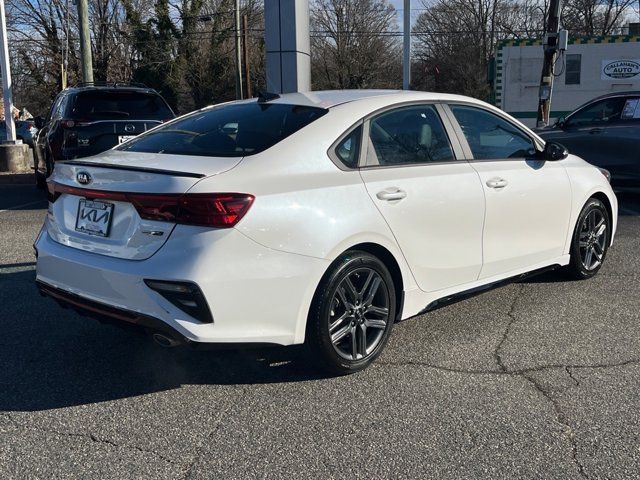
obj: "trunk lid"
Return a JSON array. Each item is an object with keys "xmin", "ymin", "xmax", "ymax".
[{"xmin": 46, "ymin": 151, "xmax": 243, "ymax": 260}]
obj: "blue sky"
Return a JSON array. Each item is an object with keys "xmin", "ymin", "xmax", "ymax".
[{"xmin": 390, "ymin": 0, "xmax": 424, "ymax": 28}]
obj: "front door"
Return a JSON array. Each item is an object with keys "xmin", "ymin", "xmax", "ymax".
[
  {"xmin": 359, "ymin": 104, "xmax": 485, "ymax": 292},
  {"xmin": 447, "ymin": 104, "xmax": 572, "ymax": 279}
]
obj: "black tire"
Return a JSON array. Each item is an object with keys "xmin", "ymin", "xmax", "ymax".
[
  {"xmin": 36, "ymin": 150, "xmax": 53, "ymax": 190},
  {"xmin": 564, "ymin": 198, "xmax": 611, "ymax": 280},
  {"xmin": 35, "ymin": 170, "xmax": 47, "ymax": 189},
  {"xmin": 305, "ymin": 250, "xmax": 396, "ymax": 375}
]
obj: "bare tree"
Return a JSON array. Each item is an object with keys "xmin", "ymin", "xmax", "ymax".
[
  {"xmin": 412, "ymin": 0, "xmax": 509, "ymax": 97},
  {"xmin": 90, "ymin": 0, "xmax": 127, "ymax": 81},
  {"xmin": 562, "ymin": 0, "xmax": 636, "ymax": 36},
  {"xmin": 310, "ymin": 0, "xmax": 401, "ymax": 89}
]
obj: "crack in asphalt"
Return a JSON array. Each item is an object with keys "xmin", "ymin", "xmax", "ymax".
[
  {"xmin": 380, "ymin": 286, "xmax": 640, "ymax": 480},
  {"xmin": 0, "ymin": 412, "xmax": 180, "ymax": 467},
  {"xmin": 521, "ymin": 372, "xmax": 590, "ymax": 479},
  {"xmin": 377, "ymin": 358, "xmax": 640, "ymax": 376},
  {"xmin": 495, "ymin": 284, "xmax": 525, "ymax": 372},
  {"xmin": 566, "ymin": 366, "xmax": 580, "ymax": 386}
]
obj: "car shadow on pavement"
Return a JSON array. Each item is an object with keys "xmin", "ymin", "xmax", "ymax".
[{"xmin": 0, "ymin": 269, "xmax": 333, "ymax": 412}]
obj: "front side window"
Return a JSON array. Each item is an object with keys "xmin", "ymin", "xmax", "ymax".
[
  {"xmin": 334, "ymin": 126, "xmax": 362, "ymax": 168},
  {"xmin": 367, "ymin": 105, "xmax": 454, "ymax": 166},
  {"xmin": 450, "ymin": 105, "xmax": 536, "ymax": 160},
  {"xmin": 119, "ymin": 102, "xmax": 328, "ymax": 157},
  {"xmin": 566, "ymin": 97, "xmax": 627, "ymax": 127}
]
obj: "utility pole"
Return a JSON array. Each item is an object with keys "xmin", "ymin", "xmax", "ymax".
[
  {"xmin": 0, "ymin": 0, "xmax": 15, "ymax": 142},
  {"xmin": 76, "ymin": 0, "xmax": 93, "ymax": 83},
  {"xmin": 536, "ymin": 0, "xmax": 562, "ymax": 128},
  {"xmin": 234, "ymin": 0, "xmax": 243, "ymax": 99},
  {"xmin": 242, "ymin": 14, "xmax": 252, "ymax": 98},
  {"xmin": 402, "ymin": 0, "xmax": 411, "ymax": 89}
]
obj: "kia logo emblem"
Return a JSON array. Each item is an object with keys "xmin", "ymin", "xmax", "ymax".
[
  {"xmin": 124, "ymin": 124, "xmax": 135, "ymax": 133},
  {"xmin": 76, "ymin": 171, "xmax": 92, "ymax": 185}
]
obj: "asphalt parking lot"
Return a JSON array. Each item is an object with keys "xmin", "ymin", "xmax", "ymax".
[{"xmin": 1, "ymin": 178, "xmax": 639, "ymax": 479}]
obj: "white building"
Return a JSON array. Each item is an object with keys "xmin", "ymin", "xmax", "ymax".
[{"xmin": 492, "ymin": 34, "xmax": 640, "ymax": 127}]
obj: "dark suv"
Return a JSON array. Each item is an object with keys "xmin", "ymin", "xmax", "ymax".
[{"xmin": 34, "ymin": 83, "xmax": 175, "ymax": 188}]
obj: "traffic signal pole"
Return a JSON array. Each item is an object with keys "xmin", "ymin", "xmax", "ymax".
[{"xmin": 536, "ymin": 0, "xmax": 562, "ymax": 128}]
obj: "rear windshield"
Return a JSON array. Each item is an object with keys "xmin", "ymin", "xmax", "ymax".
[
  {"xmin": 70, "ymin": 90, "xmax": 174, "ymax": 121},
  {"xmin": 117, "ymin": 102, "xmax": 328, "ymax": 157}
]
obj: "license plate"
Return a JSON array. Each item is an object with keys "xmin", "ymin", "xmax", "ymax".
[
  {"xmin": 75, "ymin": 200, "xmax": 114, "ymax": 237},
  {"xmin": 118, "ymin": 135, "xmax": 135, "ymax": 144}
]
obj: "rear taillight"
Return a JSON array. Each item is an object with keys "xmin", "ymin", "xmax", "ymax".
[
  {"xmin": 48, "ymin": 183, "xmax": 254, "ymax": 228},
  {"xmin": 178, "ymin": 194, "xmax": 254, "ymax": 227},
  {"xmin": 129, "ymin": 193, "xmax": 254, "ymax": 227}
]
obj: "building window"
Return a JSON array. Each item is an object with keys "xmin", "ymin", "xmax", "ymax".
[{"xmin": 565, "ymin": 54, "xmax": 581, "ymax": 85}]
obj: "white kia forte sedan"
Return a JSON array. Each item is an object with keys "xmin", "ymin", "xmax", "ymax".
[{"xmin": 35, "ymin": 90, "xmax": 617, "ymax": 373}]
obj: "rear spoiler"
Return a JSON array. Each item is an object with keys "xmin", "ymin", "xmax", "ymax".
[{"xmin": 56, "ymin": 160, "xmax": 205, "ymax": 178}]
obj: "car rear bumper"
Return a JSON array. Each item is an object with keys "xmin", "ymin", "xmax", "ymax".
[
  {"xmin": 35, "ymin": 226, "xmax": 330, "ymax": 345},
  {"xmin": 36, "ymin": 279, "xmax": 192, "ymax": 344}
]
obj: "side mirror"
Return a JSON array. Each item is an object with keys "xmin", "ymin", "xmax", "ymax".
[
  {"xmin": 541, "ymin": 141, "xmax": 568, "ymax": 161},
  {"xmin": 554, "ymin": 116, "xmax": 566, "ymax": 129},
  {"xmin": 33, "ymin": 116, "xmax": 44, "ymax": 129}
]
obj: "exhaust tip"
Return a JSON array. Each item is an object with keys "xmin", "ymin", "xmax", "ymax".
[{"xmin": 152, "ymin": 333, "xmax": 180, "ymax": 348}]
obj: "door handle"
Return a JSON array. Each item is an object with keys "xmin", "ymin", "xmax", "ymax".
[
  {"xmin": 486, "ymin": 178, "xmax": 508, "ymax": 189},
  {"xmin": 376, "ymin": 189, "xmax": 407, "ymax": 201},
  {"xmin": 589, "ymin": 128, "xmax": 603, "ymax": 135}
]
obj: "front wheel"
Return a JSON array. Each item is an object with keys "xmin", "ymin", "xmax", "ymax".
[
  {"xmin": 565, "ymin": 198, "xmax": 611, "ymax": 279},
  {"xmin": 306, "ymin": 251, "xmax": 396, "ymax": 375}
]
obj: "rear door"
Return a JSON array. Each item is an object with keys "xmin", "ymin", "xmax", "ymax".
[
  {"xmin": 446, "ymin": 104, "xmax": 572, "ymax": 279},
  {"xmin": 359, "ymin": 103, "xmax": 485, "ymax": 292}
]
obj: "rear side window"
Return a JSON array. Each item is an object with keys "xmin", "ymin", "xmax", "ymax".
[
  {"xmin": 450, "ymin": 105, "xmax": 535, "ymax": 160},
  {"xmin": 367, "ymin": 105, "xmax": 454, "ymax": 166},
  {"xmin": 119, "ymin": 103, "xmax": 328, "ymax": 157},
  {"xmin": 334, "ymin": 126, "xmax": 362, "ymax": 168},
  {"xmin": 70, "ymin": 90, "xmax": 174, "ymax": 121},
  {"xmin": 621, "ymin": 98, "xmax": 640, "ymax": 120}
]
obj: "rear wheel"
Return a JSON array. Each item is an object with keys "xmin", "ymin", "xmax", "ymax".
[
  {"xmin": 565, "ymin": 198, "xmax": 610, "ymax": 279},
  {"xmin": 306, "ymin": 251, "xmax": 396, "ymax": 375}
]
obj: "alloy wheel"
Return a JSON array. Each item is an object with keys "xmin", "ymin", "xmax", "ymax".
[
  {"xmin": 328, "ymin": 267, "xmax": 390, "ymax": 361},
  {"xmin": 579, "ymin": 209, "xmax": 607, "ymax": 271}
]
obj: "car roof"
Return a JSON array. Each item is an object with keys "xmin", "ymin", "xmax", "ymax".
[
  {"xmin": 62, "ymin": 84, "xmax": 160, "ymax": 95},
  {"xmin": 265, "ymin": 89, "xmax": 483, "ymax": 109}
]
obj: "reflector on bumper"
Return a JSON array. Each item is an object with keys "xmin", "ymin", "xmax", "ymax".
[{"xmin": 144, "ymin": 279, "xmax": 214, "ymax": 323}]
